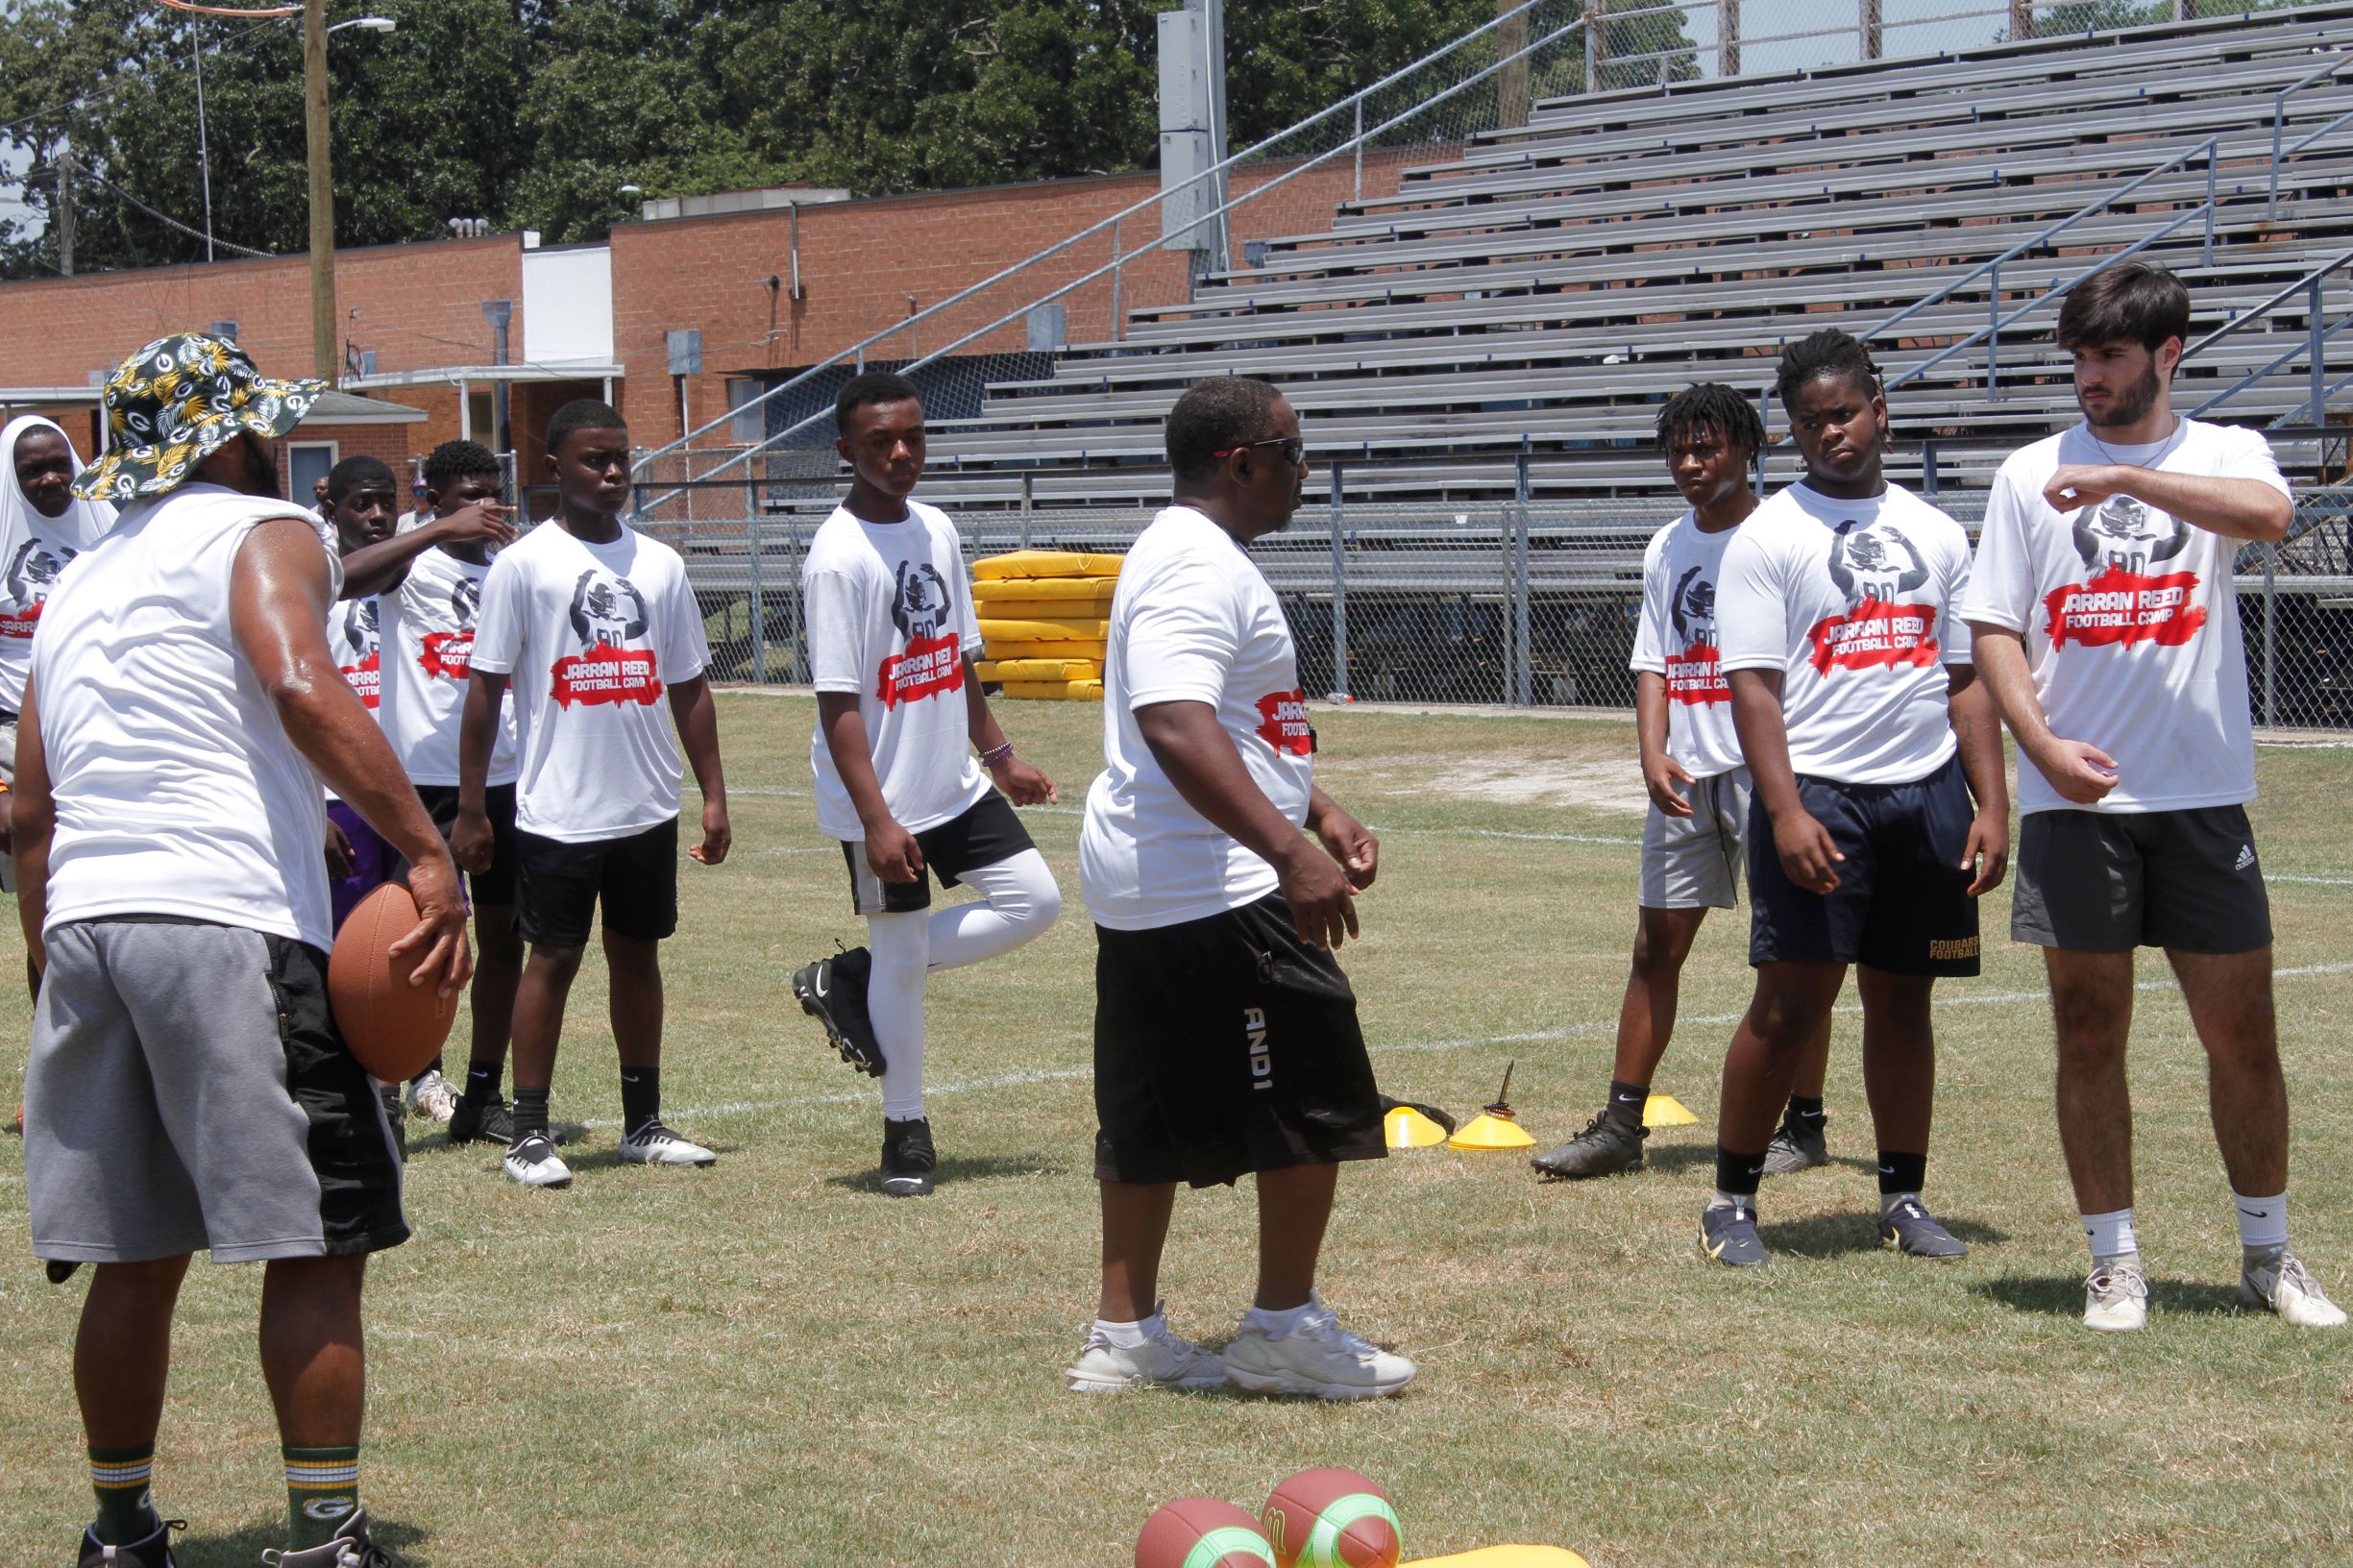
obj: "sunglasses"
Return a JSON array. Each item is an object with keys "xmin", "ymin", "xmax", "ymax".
[{"xmin": 1212, "ymin": 436, "xmax": 1306, "ymax": 467}]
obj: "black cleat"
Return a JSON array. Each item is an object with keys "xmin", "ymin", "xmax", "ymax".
[
  {"xmin": 78, "ymin": 1514, "xmax": 184, "ymax": 1566},
  {"xmin": 880, "ymin": 1116, "xmax": 936, "ymax": 1197},
  {"xmin": 1701, "ymin": 1202, "xmax": 1769, "ymax": 1267},
  {"xmin": 1878, "ymin": 1198, "xmax": 1969, "ymax": 1259},
  {"xmin": 793, "ymin": 946, "xmax": 886, "ymax": 1076},
  {"xmin": 447, "ymin": 1094, "xmax": 515, "ymax": 1146},
  {"xmin": 1762, "ymin": 1111, "xmax": 1828, "ymax": 1174},
  {"xmin": 1531, "ymin": 1113, "xmax": 1647, "ymax": 1179}
]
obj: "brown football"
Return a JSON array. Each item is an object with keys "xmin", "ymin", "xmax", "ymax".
[
  {"xmin": 1262, "ymin": 1468, "xmax": 1401, "ymax": 1568},
  {"xmin": 1136, "ymin": 1498, "xmax": 1276, "ymax": 1568},
  {"xmin": 327, "ymin": 881, "xmax": 460, "ymax": 1083}
]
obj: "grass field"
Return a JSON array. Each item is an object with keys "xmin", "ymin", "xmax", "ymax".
[{"xmin": 3, "ymin": 691, "xmax": 2350, "ymax": 1568}]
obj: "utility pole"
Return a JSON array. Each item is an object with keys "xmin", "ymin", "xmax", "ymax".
[
  {"xmin": 304, "ymin": 0, "xmax": 337, "ymax": 380},
  {"xmin": 55, "ymin": 150, "xmax": 77, "ymax": 276}
]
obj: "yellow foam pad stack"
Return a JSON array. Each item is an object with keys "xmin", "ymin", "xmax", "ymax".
[
  {"xmin": 972, "ymin": 550, "xmax": 1124, "ymax": 581},
  {"xmin": 974, "ymin": 600, "xmax": 1115, "ymax": 623},
  {"xmin": 976, "ymin": 658, "xmax": 1099, "ymax": 682},
  {"xmin": 978, "ymin": 617, "xmax": 1110, "ymax": 644},
  {"xmin": 999, "ymin": 679, "xmax": 1104, "ymax": 700},
  {"xmin": 1409, "ymin": 1549, "xmax": 1591, "ymax": 1567},
  {"xmin": 971, "ymin": 576, "xmax": 1118, "ymax": 605},
  {"xmin": 979, "ymin": 638, "xmax": 1108, "ymax": 662}
]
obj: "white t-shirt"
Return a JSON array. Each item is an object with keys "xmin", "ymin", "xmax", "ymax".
[
  {"xmin": 32, "ymin": 484, "xmax": 344, "ymax": 949},
  {"xmin": 1629, "ymin": 510, "xmax": 1745, "ymax": 779},
  {"xmin": 469, "ymin": 520, "xmax": 708, "ymax": 842},
  {"xmin": 0, "ymin": 416, "xmax": 114, "ymax": 714},
  {"xmin": 1080, "ymin": 506, "xmax": 1314, "ymax": 931},
  {"xmin": 802, "ymin": 500, "xmax": 988, "ymax": 840},
  {"xmin": 1960, "ymin": 419, "xmax": 2284, "ymax": 815},
  {"xmin": 1716, "ymin": 480, "xmax": 1975, "ymax": 786},
  {"xmin": 375, "ymin": 542, "xmax": 520, "ymax": 787}
]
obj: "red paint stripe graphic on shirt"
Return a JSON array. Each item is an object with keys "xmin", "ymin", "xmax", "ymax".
[
  {"xmin": 551, "ymin": 639, "xmax": 663, "ymax": 708},
  {"xmin": 1805, "ymin": 598, "xmax": 1941, "ymax": 674},
  {"xmin": 418, "ymin": 629, "xmax": 475, "ymax": 680},
  {"xmin": 2043, "ymin": 566, "xmax": 2207, "ymax": 649},
  {"xmin": 1256, "ymin": 689, "xmax": 1312, "ymax": 755},
  {"xmin": 877, "ymin": 630, "xmax": 965, "ymax": 709},
  {"xmin": 340, "ymin": 651, "xmax": 380, "ymax": 708},
  {"xmin": 1666, "ymin": 639, "xmax": 1731, "ymax": 705},
  {"xmin": 0, "ymin": 604, "xmax": 40, "ymax": 641}
]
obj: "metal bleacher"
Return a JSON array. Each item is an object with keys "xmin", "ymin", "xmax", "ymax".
[{"xmin": 879, "ymin": 4, "xmax": 2353, "ymax": 515}]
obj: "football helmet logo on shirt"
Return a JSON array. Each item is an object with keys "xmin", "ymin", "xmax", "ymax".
[
  {"xmin": 339, "ymin": 597, "xmax": 379, "ymax": 658},
  {"xmin": 1826, "ymin": 521, "xmax": 1928, "ymax": 607},
  {"xmin": 891, "ymin": 560, "xmax": 954, "ymax": 643},
  {"xmin": 2071, "ymin": 495, "xmax": 2188, "ymax": 576},
  {"xmin": 1670, "ymin": 565, "xmax": 1717, "ymax": 643},
  {"xmin": 450, "ymin": 572, "xmax": 482, "ymax": 625},
  {"xmin": 569, "ymin": 570, "xmax": 649, "ymax": 651},
  {"xmin": 6, "ymin": 536, "xmax": 73, "ymax": 605}
]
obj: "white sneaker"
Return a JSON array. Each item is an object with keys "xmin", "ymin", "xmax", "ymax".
[
  {"xmin": 404, "ymin": 1069, "xmax": 458, "ymax": 1123},
  {"xmin": 618, "ymin": 1119, "xmax": 717, "ymax": 1167},
  {"xmin": 2242, "ymin": 1250, "xmax": 2347, "ymax": 1329},
  {"xmin": 502, "ymin": 1134, "xmax": 573, "ymax": 1188},
  {"xmin": 1066, "ymin": 1307, "xmax": 1228, "ymax": 1393},
  {"xmin": 2083, "ymin": 1260, "xmax": 2149, "ymax": 1332},
  {"xmin": 1220, "ymin": 1291, "xmax": 1416, "ymax": 1400}
]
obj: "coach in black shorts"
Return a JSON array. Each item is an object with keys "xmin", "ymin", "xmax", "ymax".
[
  {"xmin": 1066, "ymin": 377, "xmax": 1413, "ymax": 1400},
  {"xmin": 1701, "ymin": 331, "xmax": 2009, "ymax": 1269},
  {"xmin": 1963, "ymin": 263, "xmax": 2341, "ymax": 1332}
]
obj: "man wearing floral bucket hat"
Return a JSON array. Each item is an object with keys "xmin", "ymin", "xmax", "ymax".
[{"xmin": 14, "ymin": 332, "xmax": 473, "ymax": 1568}]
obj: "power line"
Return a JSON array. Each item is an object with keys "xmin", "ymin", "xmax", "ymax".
[{"xmin": 83, "ymin": 168, "xmax": 274, "ymax": 257}]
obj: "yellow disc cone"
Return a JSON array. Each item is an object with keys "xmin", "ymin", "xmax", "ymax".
[
  {"xmin": 1385, "ymin": 1105, "xmax": 1450, "ymax": 1148},
  {"xmin": 1449, "ymin": 1110, "xmax": 1535, "ymax": 1151},
  {"xmin": 1642, "ymin": 1093, "xmax": 1700, "ymax": 1128}
]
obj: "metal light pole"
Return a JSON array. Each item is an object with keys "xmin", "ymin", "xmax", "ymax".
[{"xmin": 192, "ymin": 21, "xmax": 213, "ymax": 262}]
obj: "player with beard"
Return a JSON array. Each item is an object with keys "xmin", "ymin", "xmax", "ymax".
[
  {"xmin": 344, "ymin": 439, "xmax": 528, "ymax": 1145},
  {"xmin": 1700, "ymin": 331, "xmax": 2009, "ymax": 1268},
  {"xmin": 787, "ymin": 373, "xmax": 1062, "ymax": 1198},
  {"xmin": 1066, "ymin": 377, "xmax": 1412, "ymax": 1398},
  {"xmin": 457, "ymin": 401, "xmax": 731, "ymax": 1188},
  {"xmin": 1532, "ymin": 384, "xmax": 1838, "ymax": 1181},
  {"xmin": 1961, "ymin": 262, "xmax": 2341, "ymax": 1331}
]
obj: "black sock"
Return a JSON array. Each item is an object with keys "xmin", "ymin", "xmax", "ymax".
[
  {"xmin": 620, "ymin": 1067, "xmax": 660, "ymax": 1136},
  {"xmin": 462, "ymin": 1060, "xmax": 503, "ymax": 1107},
  {"xmin": 1714, "ymin": 1145, "xmax": 1766, "ymax": 1199},
  {"xmin": 1877, "ymin": 1149, "xmax": 1927, "ymax": 1196},
  {"xmin": 1786, "ymin": 1093, "xmax": 1826, "ymax": 1128},
  {"xmin": 512, "ymin": 1088, "xmax": 551, "ymax": 1141},
  {"xmin": 1605, "ymin": 1079, "xmax": 1650, "ymax": 1131}
]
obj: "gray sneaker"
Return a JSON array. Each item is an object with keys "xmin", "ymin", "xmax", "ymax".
[
  {"xmin": 78, "ymin": 1515, "xmax": 182, "ymax": 1567},
  {"xmin": 258, "ymin": 1509, "xmax": 391, "ymax": 1567},
  {"xmin": 1700, "ymin": 1202, "xmax": 1768, "ymax": 1267},
  {"xmin": 1878, "ymin": 1198, "xmax": 1968, "ymax": 1259},
  {"xmin": 1761, "ymin": 1113, "xmax": 1827, "ymax": 1174},
  {"xmin": 2242, "ymin": 1249, "xmax": 2347, "ymax": 1329},
  {"xmin": 2083, "ymin": 1260, "xmax": 2149, "ymax": 1332}
]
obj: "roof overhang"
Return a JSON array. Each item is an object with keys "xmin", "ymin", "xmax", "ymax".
[{"xmin": 340, "ymin": 364, "xmax": 625, "ymax": 391}]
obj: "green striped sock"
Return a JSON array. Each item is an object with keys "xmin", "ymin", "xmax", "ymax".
[
  {"xmin": 89, "ymin": 1444, "xmax": 158, "ymax": 1546},
  {"xmin": 283, "ymin": 1445, "xmax": 360, "ymax": 1551}
]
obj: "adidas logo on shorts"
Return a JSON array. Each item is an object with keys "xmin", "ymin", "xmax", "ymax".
[{"xmin": 2234, "ymin": 844, "xmax": 2257, "ymax": 872}]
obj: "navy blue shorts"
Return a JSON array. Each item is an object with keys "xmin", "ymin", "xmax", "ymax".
[{"xmin": 1747, "ymin": 755, "xmax": 1981, "ymax": 977}]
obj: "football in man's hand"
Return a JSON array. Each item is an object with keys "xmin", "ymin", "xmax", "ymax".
[{"xmin": 328, "ymin": 881, "xmax": 460, "ymax": 1082}]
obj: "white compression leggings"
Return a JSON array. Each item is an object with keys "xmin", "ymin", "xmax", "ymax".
[{"xmin": 866, "ymin": 847, "xmax": 1061, "ymax": 1121}]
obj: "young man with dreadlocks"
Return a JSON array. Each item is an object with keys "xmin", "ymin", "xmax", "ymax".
[
  {"xmin": 1533, "ymin": 383, "xmax": 1838, "ymax": 1182},
  {"xmin": 1699, "ymin": 331, "xmax": 2009, "ymax": 1268}
]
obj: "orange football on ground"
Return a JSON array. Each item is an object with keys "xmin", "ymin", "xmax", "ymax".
[
  {"xmin": 1137, "ymin": 1498, "xmax": 1276, "ymax": 1568},
  {"xmin": 328, "ymin": 881, "xmax": 460, "ymax": 1083},
  {"xmin": 1262, "ymin": 1468, "xmax": 1401, "ymax": 1568}
]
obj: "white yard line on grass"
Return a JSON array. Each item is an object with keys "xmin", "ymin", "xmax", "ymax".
[{"xmin": 585, "ymin": 961, "xmax": 2353, "ymax": 1129}]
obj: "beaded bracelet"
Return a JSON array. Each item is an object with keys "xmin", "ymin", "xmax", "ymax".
[{"xmin": 978, "ymin": 741, "xmax": 1016, "ymax": 768}]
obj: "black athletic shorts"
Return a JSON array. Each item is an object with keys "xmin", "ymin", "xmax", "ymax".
[
  {"xmin": 1092, "ymin": 893, "xmax": 1388, "ymax": 1188},
  {"xmin": 840, "ymin": 790, "xmax": 1037, "ymax": 916},
  {"xmin": 2012, "ymin": 804, "xmax": 2271, "ymax": 954},
  {"xmin": 393, "ymin": 783, "xmax": 520, "ymax": 908},
  {"xmin": 1748, "ymin": 755, "xmax": 1982, "ymax": 976},
  {"xmin": 513, "ymin": 817, "xmax": 678, "ymax": 947}
]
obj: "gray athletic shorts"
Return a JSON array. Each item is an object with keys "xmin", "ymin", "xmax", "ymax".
[
  {"xmin": 0, "ymin": 713, "xmax": 15, "ymax": 894},
  {"xmin": 1639, "ymin": 767, "xmax": 1750, "ymax": 910},
  {"xmin": 2012, "ymin": 804, "xmax": 2272, "ymax": 954},
  {"xmin": 24, "ymin": 919, "xmax": 410, "ymax": 1264}
]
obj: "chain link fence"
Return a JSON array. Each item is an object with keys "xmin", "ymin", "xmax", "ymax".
[{"xmin": 632, "ymin": 475, "xmax": 2353, "ymax": 732}]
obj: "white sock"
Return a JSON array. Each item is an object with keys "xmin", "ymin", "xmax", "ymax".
[
  {"xmin": 1880, "ymin": 1190, "xmax": 1920, "ymax": 1218},
  {"xmin": 925, "ymin": 848, "xmax": 1060, "ymax": 971},
  {"xmin": 2081, "ymin": 1207, "xmax": 2139, "ymax": 1263},
  {"xmin": 1707, "ymin": 1189, "xmax": 1752, "ymax": 1213},
  {"xmin": 1094, "ymin": 1308, "xmax": 1164, "ymax": 1350},
  {"xmin": 2233, "ymin": 1190, "xmax": 2288, "ymax": 1255},
  {"xmin": 866, "ymin": 910, "xmax": 929, "ymax": 1121},
  {"xmin": 1243, "ymin": 1299, "xmax": 1314, "ymax": 1339}
]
